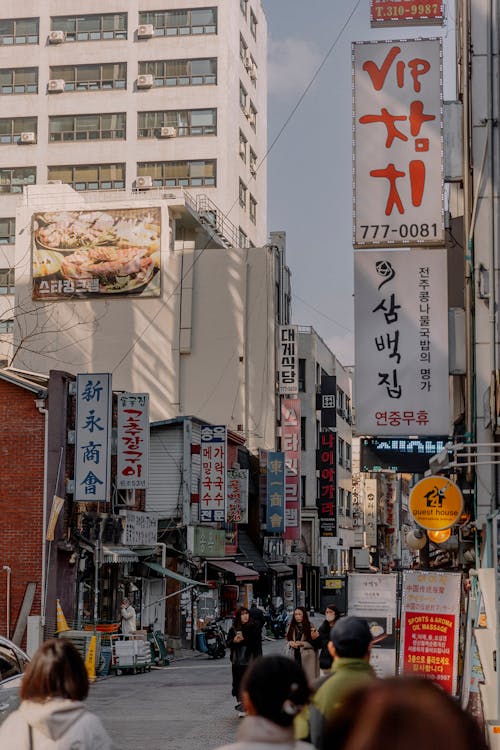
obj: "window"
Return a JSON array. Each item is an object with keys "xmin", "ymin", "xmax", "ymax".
[
  {"xmin": 0, "ymin": 167, "xmax": 35, "ymax": 193},
  {"xmin": 240, "ymin": 0, "xmax": 248, "ymax": 18},
  {"xmin": 338, "ymin": 438, "xmax": 344, "ymax": 466},
  {"xmin": 249, "ymin": 195, "xmax": 257, "ymax": 224},
  {"xmin": 249, "ymin": 102, "xmax": 257, "ymax": 131},
  {"xmin": 346, "ymin": 491, "xmax": 352, "ymax": 518},
  {"xmin": 250, "ymin": 9, "xmax": 257, "ymax": 39},
  {"xmin": 137, "ymin": 160, "xmax": 216, "ymax": 188},
  {"xmin": 0, "ymin": 269, "xmax": 14, "ymax": 294},
  {"xmin": 249, "ymin": 148, "xmax": 257, "ymax": 175},
  {"xmin": 239, "ymin": 34, "xmax": 248, "ymax": 62},
  {"xmin": 298, "ymin": 358, "xmax": 306, "ymax": 392},
  {"xmin": 301, "ymin": 475, "xmax": 306, "ymax": 508},
  {"xmin": 0, "ymin": 67, "xmax": 38, "ymax": 95},
  {"xmin": 138, "ymin": 109, "xmax": 216, "ymax": 138},
  {"xmin": 338, "ymin": 487, "xmax": 345, "ymax": 515},
  {"xmin": 0, "ymin": 318, "xmax": 13, "ymax": 333},
  {"xmin": 0, "ymin": 18, "xmax": 39, "ymax": 45},
  {"xmin": 139, "ymin": 58, "xmax": 216, "ymax": 87},
  {"xmin": 301, "ymin": 417, "xmax": 306, "ymax": 451},
  {"xmin": 139, "ymin": 8, "xmax": 217, "ymax": 36},
  {"xmin": 47, "ymin": 164, "xmax": 125, "ymax": 191},
  {"xmin": 239, "ymin": 179, "xmax": 247, "ymax": 209},
  {"xmin": 346, "ymin": 442, "xmax": 351, "ymax": 470},
  {"xmin": 239, "ymin": 227, "xmax": 248, "ymax": 247},
  {"xmin": 0, "ymin": 218, "xmax": 15, "ymax": 244},
  {"xmin": 240, "ymin": 83, "xmax": 247, "ymax": 111},
  {"xmin": 337, "ymin": 387, "xmax": 344, "ymax": 413},
  {"xmin": 239, "ymin": 130, "xmax": 247, "ymax": 162},
  {"xmin": 51, "ymin": 13, "xmax": 127, "ymax": 41},
  {"xmin": 0, "ymin": 117, "xmax": 36, "ymax": 144},
  {"xmin": 49, "ymin": 113, "xmax": 126, "ymax": 142},
  {"xmin": 50, "ymin": 63, "xmax": 127, "ymax": 91}
]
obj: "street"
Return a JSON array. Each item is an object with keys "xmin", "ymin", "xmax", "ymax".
[{"xmin": 86, "ymin": 638, "xmax": 283, "ymax": 750}]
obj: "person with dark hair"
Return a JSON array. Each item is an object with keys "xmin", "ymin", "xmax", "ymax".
[
  {"xmin": 305, "ymin": 616, "xmax": 376, "ymax": 748},
  {"xmin": 214, "ymin": 655, "xmax": 314, "ymax": 750},
  {"xmin": 0, "ymin": 638, "xmax": 111, "ymax": 749},
  {"xmin": 316, "ymin": 606, "xmax": 340, "ymax": 676},
  {"xmin": 227, "ymin": 607, "xmax": 262, "ymax": 716},
  {"xmin": 321, "ymin": 676, "xmax": 488, "ymax": 750},
  {"xmin": 286, "ymin": 607, "xmax": 320, "ymax": 685},
  {"xmin": 249, "ymin": 600, "xmax": 266, "ymax": 654}
]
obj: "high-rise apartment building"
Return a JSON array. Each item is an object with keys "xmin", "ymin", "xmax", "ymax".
[{"xmin": 0, "ymin": 0, "xmax": 267, "ymax": 362}]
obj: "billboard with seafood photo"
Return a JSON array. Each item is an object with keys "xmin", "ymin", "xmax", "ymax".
[{"xmin": 32, "ymin": 207, "xmax": 161, "ymax": 300}]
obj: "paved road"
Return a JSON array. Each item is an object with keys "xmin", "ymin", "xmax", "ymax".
[{"xmin": 86, "ymin": 636, "xmax": 285, "ymax": 750}]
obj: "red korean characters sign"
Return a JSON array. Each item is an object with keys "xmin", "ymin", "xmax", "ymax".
[
  {"xmin": 400, "ymin": 571, "xmax": 461, "ymax": 694},
  {"xmin": 371, "ymin": 1, "xmax": 444, "ymax": 26},
  {"xmin": 200, "ymin": 425, "xmax": 227, "ymax": 522},
  {"xmin": 353, "ymin": 39, "xmax": 444, "ymax": 247},
  {"xmin": 282, "ymin": 399, "xmax": 301, "ymax": 540},
  {"xmin": 117, "ymin": 393, "xmax": 149, "ymax": 490}
]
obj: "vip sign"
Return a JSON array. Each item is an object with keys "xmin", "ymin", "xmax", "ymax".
[
  {"xmin": 278, "ymin": 326, "xmax": 298, "ymax": 395},
  {"xmin": 354, "ymin": 249, "xmax": 449, "ymax": 436},
  {"xmin": 353, "ymin": 39, "xmax": 444, "ymax": 247},
  {"xmin": 74, "ymin": 373, "xmax": 112, "ymax": 502}
]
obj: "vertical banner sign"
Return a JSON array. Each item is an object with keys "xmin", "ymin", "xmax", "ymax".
[
  {"xmin": 370, "ymin": 1, "xmax": 444, "ymax": 26},
  {"xmin": 400, "ymin": 571, "xmax": 461, "ymax": 694},
  {"xmin": 353, "ymin": 39, "xmax": 444, "ymax": 247},
  {"xmin": 282, "ymin": 399, "xmax": 301, "ymax": 540},
  {"xmin": 364, "ymin": 477, "xmax": 378, "ymax": 546},
  {"xmin": 200, "ymin": 425, "xmax": 227, "ymax": 522},
  {"xmin": 316, "ymin": 431, "xmax": 337, "ymax": 537},
  {"xmin": 226, "ymin": 468, "xmax": 249, "ymax": 523},
  {"xmin": 117, "ymin": 393, "xmax": 149, "ymax": 490},
  {"xmin": 74, "ymin": 373, "xmax": 112, "ymax": 502},
  {"xmin": 318, "ymin": 375, "xmax": 337, "ymax": 429},
  {"xmin": 348, "ymin": 573, "xmax": 398, "ymax": 677},
  {"xmin": 355, "ymin": 249, "xmax": 449, "ymax": 436},
  {"xmin": 266, "ymin": 451, "xmax": 285, "ymax": 533},
  {"xmin": 278, "ymin": 325, "xmax": 298, "ymax": 395}
]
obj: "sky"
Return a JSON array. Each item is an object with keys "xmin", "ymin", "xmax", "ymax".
[{"xmin": 261, "ymin": 0, "xmax": 456, "ymax": 366}]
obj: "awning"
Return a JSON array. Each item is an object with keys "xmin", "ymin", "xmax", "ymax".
[
  {"xmin": 145, "ymin": 561, "xmax": 209, "ymax": 588},
  {"xmin": 208, "ymin": 560, "xmax": 259, "ymax": 581},
  {"xmin": 268, "ymin": 562, "xmax": 294, "ymax": 578},
  {"xmin": 237, "ymin": 530, "xmax": 269, "ymax": 573},
  {"xmin": 102, "ymin": 545, "xmax": 139, "ymax": 564}
]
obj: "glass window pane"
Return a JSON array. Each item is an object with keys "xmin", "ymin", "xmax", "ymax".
[
  {"xmin": 0, "ymin": 21, "xmax": 14, "ymax": 36},
  {"xmin": 54, "ymin": 17, "xmax": 76, "ymax": 33},
  {"xmin": 50, "ymin": 116, "xmax": 73, "ymax": 133},
  {"xmin": 191, "ymin": 110, "xmax": 214, "ymax": 127},
  {"xmin": 48, "ymin": 166, "xmax": 73, "ymax": 182},
  {"xmin": 77, "ymin": 16, "xmax": 100, "ymax": 33},
  {"xmin": 76, "ymin": 115, "xmax": 99, "ymax": 131},
  {"xmin": 77, "ymin": 65, "xmax": 99, "ymax": 82},
  {"xmin": 16, "ymin": 19, "xmax": 38, "ymax": 36},
  {"xmin": 192, "ymin": 9, "xmax": 216, "ymax": 26}
]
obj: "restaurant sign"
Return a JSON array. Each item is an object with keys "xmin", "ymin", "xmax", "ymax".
[{"xmin": 74, "ymin": 373, "xmax": 112, "ymax": 502}]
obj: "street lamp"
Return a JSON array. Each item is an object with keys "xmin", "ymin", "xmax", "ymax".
[{"xmin": 406, "ymin": 529, "xmax": 427, "ymax": 551}]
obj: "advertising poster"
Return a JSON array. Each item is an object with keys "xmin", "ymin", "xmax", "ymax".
[
  {"xmin": 117, "ymin": 393, "xmax": 149, "ymax": 490},
  {"xmin": 353, "ymin": 39, "xmax": 444, "ymax": 247},
  {"xmin": 354, "ymin": 249, "xmax": 449, "ymax": 436},
  {"xmin": 226, "ymin": 468, "xmax": 249, "ymax": 523},
  {"xmin": 74, "ymin": 373, "xmax": 112, "ymax": 502},
  {"xmin": 282, "ymin": 399, "xmax": 301, "ymax": 539},
  {"xmin": 348, "ymin": 573, "xmax": 398, "ymax": 677},
  {"xmin": 32, "ymin": 207, "xmax": 161, "ymax": 299},
  {"xmin": 121, "ymin": 510, "xmax": 157, "ymax": 546},
  {"xmin": 278, "ymin": 325, "xmax": 298, "ymax": 395},
  {"xmin": 266, "ymin": 451, "xmax": 285, "ymax": 534},
  {"xmin": 200, "ymin": 424, "xmax": 226, "ymax": 522},
  {"xmin": 400, "ymin": 570, "xmax": 461, "ymax": 694}
]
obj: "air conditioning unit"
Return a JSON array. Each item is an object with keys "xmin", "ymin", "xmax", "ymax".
[
  {"xmin": 48, "ymin": 79, "xmax": 65, "ymax": 93},
  {"xmin": 159, "ymin": 126, "xmax": 177, "ymax": 138},
  {"xmin": 250, "ymin": 64, "xmax": 257, "ymax": 81},
  {"xmin": 137, "ymin": 74, "xmax": 154, "ymax": 89},
  {"xmin": 136, "ymin": 175, "xmax": 153, "ymax": 189},
  {"xmin": 244, "ymin": 54, "xmax": 252, "ymax": 71},
  {"xmin": 48, "ymin": 29, "xmax": 66, "ymax": 44},
  {"xmin": 20, "ymin": 131, "xmax": 36, "ymax": 144},
  {"xmin": 137, "ymin": 24, "xmax": 154, "ymax": 39}
]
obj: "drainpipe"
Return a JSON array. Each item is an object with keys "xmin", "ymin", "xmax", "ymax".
[
  {"xmin": 2, "ymin": 565, "xmax": 11, "ymax": 639},
  {"xmin": 35, "ymin": 396, "xmax": 49, "ymax": 628}
]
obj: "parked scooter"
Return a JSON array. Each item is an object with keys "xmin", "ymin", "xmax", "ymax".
[
  {"xmin": 202, "ymin": 617, "xmax": 227, "ymax": 658},
  {"xmin": 267, "ymin": 607, "xmax": 288, "ymax": 639}
]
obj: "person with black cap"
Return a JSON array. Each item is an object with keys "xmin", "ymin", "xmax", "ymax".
[{"xmin": 306, "ymin": 616, "xmax": 376, "ymax": 749}]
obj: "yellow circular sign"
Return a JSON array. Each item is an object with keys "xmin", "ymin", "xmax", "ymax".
[{"xmin": 409, "ymin": 476, "xmax": 463, "ymax": 530}]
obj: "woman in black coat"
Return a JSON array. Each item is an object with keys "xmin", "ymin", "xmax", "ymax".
[
  {"xmin": 317, "ymin": 605, "xmax": 340, "ymax": 674},
  {"xmin": 226, "ymin": 607, "xmax": 262, "ymax": 714}
]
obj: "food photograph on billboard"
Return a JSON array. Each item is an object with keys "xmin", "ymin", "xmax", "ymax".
[{"xmin": 32, "ymin": 207, "xmax": 161, "ymax": 300}]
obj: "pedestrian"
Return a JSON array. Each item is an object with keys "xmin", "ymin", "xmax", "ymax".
[
  {"xmin": 316, "ymin": 606, "xmax": 340, "ymax": 676},
  {"xmin": 285, "ymin": 607, "xmax": 320, "ymax": 686},
  {"xmin": 0, "ymin": 638, "xmax": 112, "ymax": 749},
  {"xmin": 227, "ymin": 606, "xmax": 262, "ymax": 716},
  {"xmin": 120, "ymin": 597, "xmax": 136, "ymax": 634},
  {"xmin": 321, "ymin": 676, "xmax": 487, "ymax": 750},
  {"xmin": 304, "ymin": 616, "xmax": 376, "ymax": 748},
  {"xmin": 213, "ymin": 655, "xmax": 314, "ymax": 750},
  {"xmin": 249, "ymin": 600, "xmax": 266, "ymax": 655}
]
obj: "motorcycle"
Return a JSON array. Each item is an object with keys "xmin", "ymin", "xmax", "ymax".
[{"xmin": 202, "ymin": 617, "xmax": 227, "ymax": 658}]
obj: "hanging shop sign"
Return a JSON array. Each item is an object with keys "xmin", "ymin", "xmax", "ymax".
[
  {"xmin": 278, "ymin": 325, "xmax": 298, "ymax": 395},
  {"xmin": 226, "ymin": 468, "xmax": 249, "ymax": 523},
  {"xmin": 400, "ymin": 570, "xmax": 461, "ymax": 694},
  {"xmin": 353, "ymin": 38, "xmax": 444, "ymax": 247},
  {"xmin": 370, "ymin": 1, "xmax": 444, "ymax": 26},
  {"xmin": 74, "ymin": 373, "xmax": 112, "ymax": 502},
  {"xmin": 192, "ymin": 525, "xmax": 226, "ymax": 558},
  {"xmin": 117, "ymin": 393, "xmax": 149, "ymax": 490},
  {"xmin": 121, "ymin": 510, "xmax": 157, "ymax": 546},
  {"xmin": 354, "ymin": 249, "xmax": 449, "ymax": 436},
  {"xmin": 282, "ymin": 399, "xmax": 301, "ymax": 540},
  {"xmin": 316, "ymin": 431, "xmax": 337, "ymax": 537},
  {"xmin": 266, "ymin": 451, "xmax": 285, "ymax": 534},
  {"xmin": 363, "ymin": 478, "xmax": 378, "ymax": 547},
  {"xmin": 409, "ymin": 475, "xmax": 463, "ymax": 530},
  {"xmin": 200, "ymin": 424, "xmax": 227, "ymax": 522},
  {"xmin": 317, "ymin": 375, "xmax": 337, "ymax": 429},
  {"xmin": 360, "ymin": 436, "xmax": 448, "ymax": 473}
]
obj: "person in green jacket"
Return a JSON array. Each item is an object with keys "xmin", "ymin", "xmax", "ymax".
[{"xmin": 304, "ymin": 616, "xmax": 376, "ymax": 748}]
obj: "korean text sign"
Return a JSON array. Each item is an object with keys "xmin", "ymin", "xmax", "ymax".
[
  {"xmin": 353, "ymin": 39, "xmax": 444, "ymax": 247},
  {"xmin": 121, "ymin": 510, "xmax": 157, "ymax": 546},
  {"xmin": 316, "ymin": 431, "xmax": 337, "ymax": 537},
  {"xmin": 74, "ymin": 373, "xmax": 112, "ymax": 502},
  {"xmin": 354, "ymin": 249, "xmax": 449, "ymax": 436},
  {"xmin": 400, "ymin": 571, "xmax": 461, "ymax": 694},
  {"xmin": 266, "ymin": 451, "xmax": 285, "ymax": 534},
  {"xmin": 282, "ymin": 399, "xmax": 301, "ymax": 540},
  {"xmin": 278, "ymin": 326, "xmax": 298, "ymax": 395},
  {"xmin": 226, "ymin": 468, "xmax": 249, "ymax": 523},
  {"xmin": 117, "ymin": 393, "xmax": 149, "ymax": 490},
  {"xmin": 200, "ymin": 425, "xmax": 227, "ymax": 522},
  {"xmin": 363, "ymin": 477, "xmax": 378, "ymax": 546}
]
